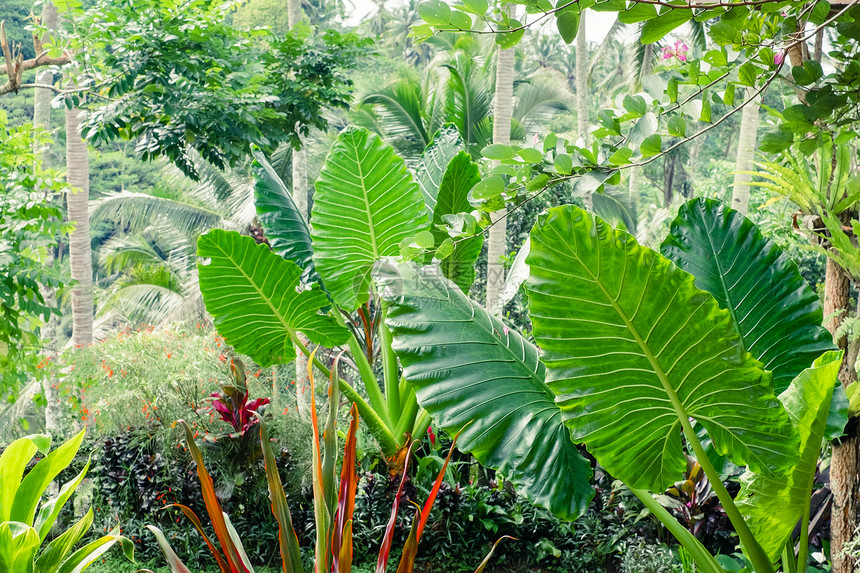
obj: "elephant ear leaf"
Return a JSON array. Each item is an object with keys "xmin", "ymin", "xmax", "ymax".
[
  {"xmin": 661, "ymin": 198, "xmax": 836, "ymax": 393},
  {"xmin": 252, "ymin": 148, "xmax": 319, "ymax": 285},
  {"xmin": 311, "ymin": 127, "xmax": 429, "ymax": 310},
  {"xmin": 378, "ymin": 262, "xmax": 594, "ymax": 521},
  {"xmin": 526, "ymin": 205, "xmax": 798, "ymax": 492},
  {"xmin": 416, "ymin": 125, "xmax": 464, "ymax": 214},
  {"xmin": 431, "ymin": 152, "xmax": 483, "ymax": 293},
  {"xmin": 197, "ymin": 230, "xmax": 349, "ymax": 366},
  {"xmin": 735, "ymin": 350, "xmax": 843, "ymax": 562}
]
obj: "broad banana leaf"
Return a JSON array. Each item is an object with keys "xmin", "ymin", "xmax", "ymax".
[
  {"xmin": 378, "ymin": 263, "xmax": 593, "ymax": 520},
  {"xmin": 311, "ymin": 127, "xmax": 429, "ymax": 310},
  {"xmin": 661, "ymin": 198, "xmax": 835, "ymax": 393},
  {"xmin": 251, "ymin": 149, "xmax": 319, "ymax": 284},
  {"xmin": 735, "ymin": 350, "xmax": 843, "ymax": 562},
  {"xmin": 431, "ymin": 152, "xmax": 483, "ymax": 292},
  {"xmin": 526, "ymin": 206, "xmax": 798, "ymax": 492},
  {"xmin": 197, "ymin": 229, "xmax": 348, "ymax": 366},
  {"xmin": 416, "ymin": 125, "xmax": 464, "ymax": 213}
]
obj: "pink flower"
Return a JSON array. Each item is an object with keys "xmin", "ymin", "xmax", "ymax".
[
  {"xmin": 774, "ymin": 50, "xmax": 785, "ymax": 66},
  {"xmin": 662, "ymin": 40, "xmax": 689, "ymax": 62}
]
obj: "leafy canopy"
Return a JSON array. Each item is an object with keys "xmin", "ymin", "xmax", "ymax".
[{"xmin": 75, "ymin": 0, "xmax": 369, "ymax": 179}]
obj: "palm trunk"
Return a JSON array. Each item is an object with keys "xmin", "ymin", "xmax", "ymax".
[
  {"xmin": 35, "ymin": 1, "xmax": 59, "ymax": 432},
  {"xmin": 485, "ymin": 39, "xmax": 514, "ymax": 315},
  {"xmin": 827, "ymin": 256, "xmax": 860, "ymax": 573},
  {"xmin": 65, "ymin": 107, "xmax": 93, "ymax": 347},
  {"xmin": 730, "ymin": 92, "xmax": 760, "ymax": 215},
  {"xmin": 574, "ymin": 12, "xmax": 592, "ymax": 211},
  {"xmin": 627, "ymin": 43, "xmax": 653, "ymax": 229},
  {"xmin": 287, "ymin": 0, "xmax": 311, "ymax": 418},
  {"xmin": 33, "ymin": 2, "xmax": 57, "ymax": 143}
]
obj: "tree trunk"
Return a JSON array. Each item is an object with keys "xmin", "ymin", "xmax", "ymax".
[
  {"xmin": 485, "ymin": 38, "xmax": 514, "ymax": 315},
  {"xmin": 65, "ymin": 107, "xmax": 93, "ymax": 347},
  {"xmin": 828, "ymin": 257, "xmax": 860, "ymax": 573},
  {"xmin": 627, "ymin": 43, "xmax": 653, "ymax": 228},
  {"xmin": 575, "ymin": 12, "xmax": 591, "ymax": 211},
  {"xmin": 287, "ymin": 0, "xmax": 311, "ymax": 418},
  {"xmin": 34, "ymin": 1, "xmax": 59, "ymax": 432},
  {"xmin": 33, "ymin": 2, "xmax": 57, "ymax": 144},
  {"xmin": 730, "ymin": 92, "xmax": 760, "ymax": 215},
  {"xmin": 663, "ymin": 153, "xmax": 676, "ymax": 207}
]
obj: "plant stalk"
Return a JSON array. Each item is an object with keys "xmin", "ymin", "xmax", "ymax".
[
  {"xmin": 630, "ymin": 488, "xmax": 725, "ymax": 573},
  {"xmin": 678, "ymin": 416, "xmax": 774, "ymax": 573},
  {"xmin": 394, "ymin": 382, "xmax": 419, "ymax": 442},
  {"xmin": 289, "ymin": 330, "xmax": 398, "ymax": 454},
  {"xmin": 378, "ymin": 303, "xmax": 401, "ymax": 419},
  {"xmin": 332, "ymin": 309, "xmax": 391, "ymax": 427}
]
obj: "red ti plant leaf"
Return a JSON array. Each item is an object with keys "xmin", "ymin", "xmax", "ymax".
[
  {"xmin": 178, "ymin": 420, "xmax": 251, "ymax": 573},
  {"xmin": 394, "ymin": 511, "xmax": 421, "ymax": 573},
  {"xmin": 309, "ymin": 347, "xmax": 333, "ymax": 573},
  {"xmin": 375, "ymin": 441, "xmax": 416, "ymax": 573},
  {"xmin": 393, "ymin": 428, "xmax": 465, "ymax": 573},
  {"xmin": 416, "ymin": 427, "xmax": 464, "ymax": 541},
  {"xmin": 331, "ymin": 403, "xmax": 360, "ymax": 573},
  {"xmin": 259, "ymin": 416, "xmax": 303, "ymax": 573},
  {"xmin": 166, "ymin": 503, "xmax": 231, "ymax": 573}
]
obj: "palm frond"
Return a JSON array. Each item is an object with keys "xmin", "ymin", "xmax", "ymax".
[
  {"xmin": 360, "ymin": 79, "xmax": 432, "ymax": 155},
  {"xmin": 90, "ymin": 192, "xmax": 224, "ymax": 233},
  {"xmin": 513, "ymin": 71, "xmax": 574, "ymax": 131}
]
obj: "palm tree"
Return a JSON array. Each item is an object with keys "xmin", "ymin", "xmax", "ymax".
[
  {"xmin": 65, "ymin": 106, "xmax": 93, "ymax": 347},
  {"xmin": 90, "ymin": 152, "xmax": 258, "ymax": 330},
  {"xmin": 730, "ymin": 91, "xmax": 760, "ymax": 215},
  {"xmin": 33, "ymin": 2, "xmax": 57, "ymax": 148},
  {"xmin": 486, "ymin": 29, "xmax": 515, "ymax": 315},
  {"xmin": 357, "ymin": 40, "xmax": 572, "ymax": 162}
]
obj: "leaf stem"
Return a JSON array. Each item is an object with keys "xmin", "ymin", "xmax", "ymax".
[
  {"xmin": 332, "ymin": 309, "xmax": 391, "ymax": 427},
  {"xmin": 378, "ymin": 302, "xmax": 401, "ymax": 420},
  {"xmin": 679, "ymin": 416, "xmax": 774, "ymax": 573},
  {"xmin": 288, "ymin": 330, "xmax": 399, "ymax": 455},
  {"xmin": 630, "ymin": 488, "xmax": 725, "ymax": 573}
]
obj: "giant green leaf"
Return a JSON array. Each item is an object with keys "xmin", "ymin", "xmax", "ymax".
[
  {"xmin": 378, "ymin": 263, "xmax": 594, "ymax": 520},
  {"xmin": 661, "ymin": 198, "xmax": 836, "ymax": 393},
  {"xmin": 311, "ymin": 127, "xmax": 429, "ymax": 310},
  {"xmin": 416, "ymin": 125, "xmax": 464, "ymax": 214},
  {"xmin": 526, "ymin": 206, "xmax": 798, "ymax": 492},
  {"xmin": 431, "ymin": 152, "xmax": 483, "ymax": 293},
  {"xmin": 252, "ymin": 148, "xmax": 319, "ymax": 284},
  {"xmin": 735, "ymin": 350, "xmax": 843, "ymax": 562},
  {"xmin": 197, "ymin": 229, "xmax": 348, "ymax": 366}
]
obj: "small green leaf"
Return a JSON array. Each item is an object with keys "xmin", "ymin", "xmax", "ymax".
[
  {"xmin": 738, "ymin": 62, "xmax": 759, "ymax": 87},
  {"xmin": 553, "ymin": 154, "xmax": 573, "ymax": 175},
  {"xmin": 700, "ymin": 95, "xmax": 712, "ymax": 123},
  {"xmin": 758, "ymin": 131, "xmax": 794, "ymax": 153},
  {"xmin": 723, "ymin": 83, "xmax": 736, "ymax": 105},
  {"xmin": 667, "ymin": 116, "xmax": 686, "ymax": 137},
  {"xmin": 556, "ymin": 11, "xmax": 580, "ymax": 44},
  {"xmin": 640, "ymin": 9, "xmax": 693, "ymax": 44},
  {"xmin": 543, "ymin": 133, "xmax": 558, "ymax": 152},
  {"xmin": 417, "ymin": 0, "xmax": 452, "ymax": 26},
  {"xmin": 608, "ymin": 148, "xmax": 633, "ymax": 166},
  {"xmin": 415, "ymin": 231, "xmax": 436, "ymax": 248},
  {"xmin": 640, "ymin": 134, "xmax": 662, "ymax": 157},
  {"xmin": 481, "ymin": 144, "xmax": 516, "ymax": 160},
  {"xmin": 460, "ymin": 0, "xmax": 488, "ymax": 15},
  {"xmin": 622, "ymin": 94, "xmax": 648, "ymax": 117},
  {"xmin": 526, "ymin": 174, "xmax": 550, "ymax": 191},
  {"xmin": 495, "ymin": 20, "xmax": 524, "ymax": 48},
  {"xmin": 517, "ymin": 148, "xmax": 544, "ymax": 163},
  {"xmin": 469, "ymin": 176, "xmax": 506, "ymax": 200},
  {"xmin": 435, "ymin": 238, "xmax": 454, "ymax": 260}
]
